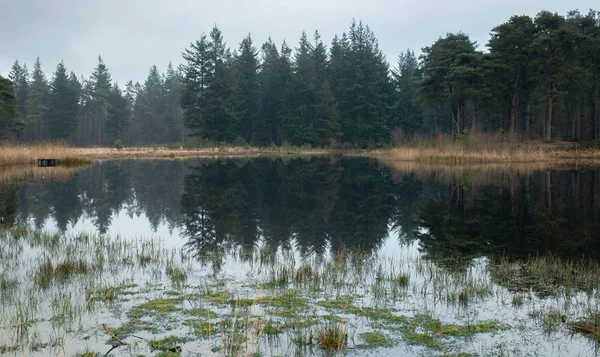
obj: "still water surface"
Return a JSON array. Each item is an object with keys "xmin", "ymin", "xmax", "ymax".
[
  {"xmin": 1, "ymin": 157, "xmax": 600, "ymax": 356},
  {"xmin": 7, "ymin": 157, "xmax": 600, "ymax": 260}
]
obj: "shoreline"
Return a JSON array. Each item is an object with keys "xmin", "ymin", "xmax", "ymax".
[{"xmin": 1, "ymin": 142, "xmax": 600, "ymax": 167}]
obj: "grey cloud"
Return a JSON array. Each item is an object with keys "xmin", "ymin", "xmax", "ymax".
[{"xmin": 1, "ymin": 0, "xmax": 597, "ymax": 84}]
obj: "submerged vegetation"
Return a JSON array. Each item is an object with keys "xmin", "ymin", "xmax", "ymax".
[
  {"xmin": 1, "ymin": 158, "xmax": 600, "ymax": 356},
  {"xmin": 1, "ymin": 222, "xmax": 600, "ymax": 356}
]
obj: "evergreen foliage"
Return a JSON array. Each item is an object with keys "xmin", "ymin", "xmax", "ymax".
[
  {"xmin": 2, "ymin": 11, "xmax": 600, "ymax": 144},
  {"xmin": 47, "ymin": 61, "xmax": 79, "ymax": 139},
  {"xmin": 0, "ymin": 75, "xmax": 26, "ymax": 139}
]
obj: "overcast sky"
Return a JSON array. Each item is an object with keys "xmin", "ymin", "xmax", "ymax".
[{"xmin": 0, "ymin": 0, "xmax": 597, "ymax": 85}]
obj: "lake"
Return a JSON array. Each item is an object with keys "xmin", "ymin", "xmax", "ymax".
[{"xmin": 1, "ymin": 157, "xmax": 599, "ymax": 356}]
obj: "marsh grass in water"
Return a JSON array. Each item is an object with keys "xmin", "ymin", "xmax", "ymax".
[
  {"xmin": 490, "ymin": 255, "xmax": 600, "ymax": 297},
  {"xmin": 357, "ymin": 331, "xmax": 392, "ymax": 348},
  {"xmin": 315, "ymin": 322, "xmax": 348, "ymax": 353},
  {"xmin": 2, "ymin": 226, "xmax": 600, "ymax": 356},
  {"xmin": 569, "ymin": 308, "xmax": 600, "ymax": 341}
]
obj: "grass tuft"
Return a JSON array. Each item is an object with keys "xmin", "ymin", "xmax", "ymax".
[{"xmin": 315, "ymin": 322, "xmax": 347, "ymax": 353}]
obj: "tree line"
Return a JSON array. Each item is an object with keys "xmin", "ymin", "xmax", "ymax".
[
  {"xmin": 4, "ymin": 57, "xmax": 184, "ymax": 146},
  {"xmin": 1, "ymin": 10, "xmax": 599, "ymax": 146}
]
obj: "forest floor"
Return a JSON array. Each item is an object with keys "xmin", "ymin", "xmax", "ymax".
[{"xmin": 1, "ymin": 139, "xmax": 600, "ymax": 167}]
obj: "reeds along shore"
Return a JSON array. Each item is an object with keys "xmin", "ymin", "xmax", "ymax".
[
  {"xmin": 0, "ymin": 141, "xmax": 330, "ymax": 165},
  {"xmin": 0, "ymin": 141, "xmax": 92, "ymax": 167},
  {"xmin": 381, "ymin": 133, "xmax": 600, "ymax": 165},
  {"xmin": 1, "ymin": 135, "xmax": 600, "ymax": 167}
]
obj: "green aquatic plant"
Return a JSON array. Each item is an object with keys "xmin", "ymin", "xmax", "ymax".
[
  {"xmin": 315, "ymin": 322, "xmax": 347, "ymax": 353},
  {"xmin": 358, "ymin": 331, "xmax": 392, "ymax": 348}
]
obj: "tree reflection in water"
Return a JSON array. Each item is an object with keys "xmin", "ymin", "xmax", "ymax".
[{"xmin": 4, "ymin": 159, "xmax": 600, "ymax": 271}]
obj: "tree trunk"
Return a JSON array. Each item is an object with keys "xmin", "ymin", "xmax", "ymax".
[
  {"xmin": 525, "ymin": 101, "xmax": 531, "ymax": 139},
  {"xmin": 456, "ymin": 100, "xmax": 465, "ymax": 136},
  {"xmin": 546, "ymin": 98, "xmax": 553, "ymax": 142},
  {"xmin": 571, "ymin": 103, "xmax": 577, "ymax": 140},
  {"xmin": 577, "ymin": 101, "xmax": 584, "ymax": 140},
  {"xmin": 511, "ymin": 65, "xmax": 522, "ymax": 138},
  {"xmin": 545, "ymin": 40, "xmax": 555, "ymax": 142},
  {"xmin": 451, "ymin": 105, "xmax": 457, "ymax": 140},
  {"xmin": 434, "ymin": 109, "xmax": 439, "ymax": 136},
  {"xmin": 591, "ymin": 70, "xmax": 597, "ymax": 140},
  {"xmin": 545, "ymin": 171, "xmax": 552, "ymax": 210},
  {"xmin": 471, "ymin": 101, "xmax": 477, "ymax": 134}
]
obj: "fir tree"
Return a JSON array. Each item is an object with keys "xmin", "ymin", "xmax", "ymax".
[
  {"xmin": 234, "ymin": 34, "xmax": 259, "ymax": 142},
  {"xmin": 106, "ymin": 83, "xmax": 129, "ymax": 142},
  {"xmin": 0, "ymin": 75, "xmax": 26, "ymax": 139},
  {"xmin": 314, "ymin": 81, "xmax": 342, "ymax": 146},
  {"xmin": 8, "ymin": 61, "xmax": 29, "ymax": 122},
  {"xmin": 25, "ymin": 57, "xmax": 49, "ymax": 141},
  {"xmin": 90, "ymin": 56, "xmax": 112, "ymax": 145},
  {"xmin": 47, "ymin": 61, "xmax": 79, "ymax": 140}
]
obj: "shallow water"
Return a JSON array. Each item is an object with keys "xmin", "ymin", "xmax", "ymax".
[{"xmin": 1, "ymin": 157, "xmax": 600, "ymax": 356}]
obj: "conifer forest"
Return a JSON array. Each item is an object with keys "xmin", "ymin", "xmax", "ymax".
[{"xmin": 2, "ymin": 10, "xmax": 600, "ymax": 147}]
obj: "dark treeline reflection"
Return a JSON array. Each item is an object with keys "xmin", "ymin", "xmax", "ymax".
[
  {"xmin": 2, "ymin": 159, "xmax": 600, "ymax": 266},
  {"xmin": 181, "ymin": 158, "xmax": 398, "ymax": 262},
  {"xmin": 413, "ymin": 170, "xmax": 600, "ymax": 266}
]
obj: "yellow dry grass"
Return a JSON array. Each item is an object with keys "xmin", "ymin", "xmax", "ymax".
[
  {"xmin": 0, "ymin": 141, "xmax": 330, "ymax": 167},
  {"xmin": 0, "ymin": 141, "xmax": 90, "ymax": 167},
  {"xmin": 378, "ymin": 133, "xmax": 600, "ymax": 166},
  {"xmin": 68, "ymin": 146, "xmax": 329, "ymax": 160},
  {"xmin": 1, "ymin": 136, "xmax": 599, "ymax": 169}
]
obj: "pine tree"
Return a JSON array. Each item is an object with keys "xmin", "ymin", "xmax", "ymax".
[
  {"xmin": 488, "ymin": 15, "xmax": 536, "ymax": 138},
  {"xmin": 278, "ymin": 41, "xmax": 295, "ymax": 145},
  {"xmin": 123, "ymin": 80, "xmax": 136, "ymax": 142},
  {"xmin": 8, "ymin": 61, "xmax": 29, "ymax": 122},
  {"xmin": 527, "ymin": 12, "xmax": 564, "ymax": 141},
  {"xmin": 0, "ymin": 75, "xmax": 26, "ymax": 139},
  {"xmin": 283, "ymin": 31, "xmax": 317, "ymax": 145},
  {"xmin": 235, "ymin": 34, "xmax": 259, "ymax": 142},
  {"xmin": 106, "ymin": 83, "xmax": 129, "ymax": 142},
  {"xmin": 314, "ymin": 81, "xmax": 342, "ymax": 146},
  {"xmin": 420, "ymin": 33, "xmax": 478, "ymax": 138},
  {"xmin": 164, "ymin": 63, "xmax": 184, "ymax": 143},
  {"xmin": 90, "ymin": 56, "xmax": 112, "ymax": 145},
  {"xmin": 256, "ymin": 38, "xmax": 283, "ymax": 145},
  {"xmin": 47, "ymin": 61, "xmax": 79, "ymax": 140},
  {"xmin": 342, "ymin": 21, "xmax": 392, "ymax": 147},
  {"xmin": 135, "ymin": 65, "xmax": 165, "ymax": 143},
  {"xmin": 312, "ymin": 31, "xmax": 329, "ymax": 84},
  {"xmin": 25, "ymin": 57, "xmax": 49, "ymax": 141},
  {"xmin": 181, "ymin": 34, "xmax": 212, "ymax": 139},
  {"xmin": 201, "ymin": 26, "xmax": 239, "ymax": 142},
  {"xmin": 391, "ymin": 50, "xmax": 424, "ymax": 136}
]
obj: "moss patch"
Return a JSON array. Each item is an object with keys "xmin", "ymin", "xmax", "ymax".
[
  {"xmin": 150, "ymin": 335, "xmax": 190, "ymax": 351},
  {"xmin": 357, "ymin": 331, "xmax": 392, "ymax": 348},
  {"xmin": 128, "ymin": 298, "xmax": 181, "ymax": 319},
  {"xmin": 186, "ymin": 307, "xmax": 218, "ymax": 318},
  {"xmin": 231, "ymin": 290, "xmax": 307, "ymax": 309}
]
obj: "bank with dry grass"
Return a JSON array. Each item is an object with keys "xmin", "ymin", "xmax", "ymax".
[
  {"xmin": 2, "ymin": 136, "xmax": 600, "ymax": 168},
  {"xmin": 377, "ymin": 133, "xmax": 600, "ymax": 166},
  {"xmin": 0, "ymin": 141, "xmax": 334, "ymax": 166},
  {"xmin": 0, "ymin": 141, "xmax": 92, "ymax": 167}
]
